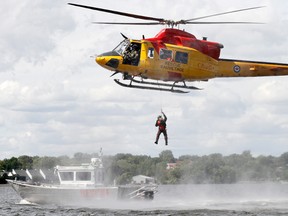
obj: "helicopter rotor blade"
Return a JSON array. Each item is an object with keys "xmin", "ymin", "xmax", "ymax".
[
  {"xmin": 69, "ymin": 3, "xmax": 265, "ymax": 27},
  {"xmin": 182, "ymin": 6, "xmax": 265, "ymax": 23},
  {"xmin": 68, "ymin": 3, "xmax": 165, "ymax": 22},
  {"xmin": 120, "ymin": 33, "xmax": 128, "ymax": 39},
  {"xmin": 184, "ymin": 21, "xmax": 264, "ymax": 25},
  {"xmin": 92, "ymin": 21, "xmax": 162, "ymax": 25}
]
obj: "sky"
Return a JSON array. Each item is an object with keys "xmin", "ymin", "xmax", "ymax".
[{"xmin": 1, "ymin": 0, "xmax": 288, "ymax": 159}]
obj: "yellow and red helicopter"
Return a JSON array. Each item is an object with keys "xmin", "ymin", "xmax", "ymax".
[{"xmin": 69, "ymin": 3, "xmax": 288, "ymax": 93}]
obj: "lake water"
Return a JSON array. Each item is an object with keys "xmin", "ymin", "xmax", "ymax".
[{"xmin": 1, "ymin": 183, "xmax": 288, "ymax": 215}]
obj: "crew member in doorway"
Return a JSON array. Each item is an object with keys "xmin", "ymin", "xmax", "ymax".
[{"xmin": 155, "ymin": 111, "xmax": 168, "ymax": 145}]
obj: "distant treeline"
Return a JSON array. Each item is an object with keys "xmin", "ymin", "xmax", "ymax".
[{"xmin": 1, "ymin": 150, "xmax": 288, "ymax": 184}]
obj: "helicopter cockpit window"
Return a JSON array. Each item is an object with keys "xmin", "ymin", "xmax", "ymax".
[
  {"xmin": 113, "ymin": 39, "xmax": 130, "ymax": 55},
  {"xmin": 175, "ymin": 51, "xmax": 188, "ymax": 64},
  {"xmin": 122, "ymin": 42, "xmax": 141, "ymax": 66},
  {"xmin": 160, "ymin": 49, "xmax": 172, "ymax": 60}
]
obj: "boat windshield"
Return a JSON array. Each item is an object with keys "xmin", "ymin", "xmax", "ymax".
[
  {"xmin": 59, "ymin": 172, "xmax": 74, "ymax": 181},
  {"xmin": 76, "ymin": 172, "xmax": 92, "ymax": 181},
  {"xmin": 113, "ymin": 39, "xmax": 130, "ymax": 55}
]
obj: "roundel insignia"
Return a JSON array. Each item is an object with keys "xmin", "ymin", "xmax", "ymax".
[{"xmin": 233, "ymin": 65, "xmax": 241, "ymax": 73}]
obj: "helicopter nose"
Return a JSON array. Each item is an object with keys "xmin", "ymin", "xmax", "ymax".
[
  {"xmin": 95, "ymin": 52, "xmax": 120, "ymax": 69},
  {"xmin": 95, "ymin": 56, "xmax": 106, "ymax": 65}
]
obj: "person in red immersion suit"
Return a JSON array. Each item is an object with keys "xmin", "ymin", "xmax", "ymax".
[{"xmin": 155, "ymin": 111, "xmax": 168, "ymax": 145}]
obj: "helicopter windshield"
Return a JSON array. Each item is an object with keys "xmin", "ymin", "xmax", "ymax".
[{"xmin": 113, "ymin": 39, "xmax": 130, "ymax": 56}]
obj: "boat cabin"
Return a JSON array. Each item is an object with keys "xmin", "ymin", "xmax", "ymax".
[{"xmin": 56, "ymin": 158, "xmax": 104, "ymax": 187}]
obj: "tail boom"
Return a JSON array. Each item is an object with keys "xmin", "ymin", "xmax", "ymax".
[{"xmin": 217, "ymin": 59, "xmax": 288, "ymax": 78}]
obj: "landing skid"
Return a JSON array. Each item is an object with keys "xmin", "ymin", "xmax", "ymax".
[
  {"xmin": 132, "ymin": 78, "xmax": 201, "ymax": 90},
  {"xmin": 114, "ymin": 78, "xmax": 202, "ymax": 93}
]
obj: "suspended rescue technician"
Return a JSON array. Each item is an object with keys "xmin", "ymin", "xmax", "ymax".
[{"xmin": 155, "ymin": 111, "xmax": 168, "ymax": 145}]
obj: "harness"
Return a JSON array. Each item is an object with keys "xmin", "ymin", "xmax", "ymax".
[{"xmin": 157, "ymin": 120, "xmax": 166, "ymax": 131}]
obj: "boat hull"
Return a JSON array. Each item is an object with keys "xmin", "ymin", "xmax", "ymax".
[
  {"xmin": 7, "ymin": 180, "xmax": 156, "ymax": 205},
  {"xmin": 8, "ymin": 180, "xmax": 118, "ymax": 205}
]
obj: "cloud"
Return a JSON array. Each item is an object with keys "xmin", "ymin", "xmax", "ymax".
[{"xmin": 0, "ymin": 1, "xmax": 75, "ymax": 72}]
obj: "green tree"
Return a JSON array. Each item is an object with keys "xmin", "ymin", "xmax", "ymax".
[
  {"xmin": 0, "ymin": 160, "xmax": 4, "ymax": 171},
  {"xmin": 33, "ymin": 156, "xmax": 59, "ymax": 169},
  {"xmin": 159, "ymin": 150, "xmax": 175, "ymax": 163},
  {"xmin": 2, "ymin": 157, "xmax": 21, "ymax": 171},
  {"xmin": 18, "ymin": 155, "xmax": 33, "ymax": 169},
  {"xmin": 57, "ymin": 155, "xmax": 71, "ymax": 166},
  {"xmin": 155, "ymin": 162, "xmax": 167, "ymax": 183},
  {"xmin": 166, "ymin": 167, "xmax": 181, "ymax": 184},
  {"xmin": 73, "ymin": 152, "xmax": 91, "ymax": 164}
]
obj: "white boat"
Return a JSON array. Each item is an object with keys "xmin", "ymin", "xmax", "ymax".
[{"xmin": 7, "ymin": 152, "xmax": 157, "ymax": 205}]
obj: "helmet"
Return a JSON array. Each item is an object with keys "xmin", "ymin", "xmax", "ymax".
[{"xmin": 158, "ymin": 115, "xmax": 162, "ymax": 119}]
